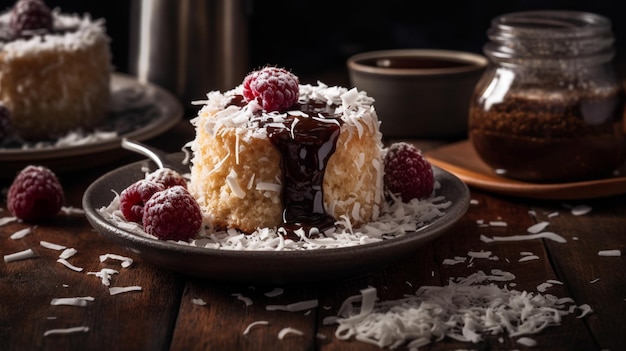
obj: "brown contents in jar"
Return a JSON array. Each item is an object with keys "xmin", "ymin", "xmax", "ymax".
[{"xmin": 469, "ymin": 90, "xmax": 626, "ymax": 182}]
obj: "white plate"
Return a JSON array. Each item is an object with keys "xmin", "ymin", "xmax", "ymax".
[
  {"xmin": 0, "ymin": 73, "xmax": 183, "ymax": 177},
  {"xmin": 83, "ymin": 153, "xmax": 470, "ymax": 284}
]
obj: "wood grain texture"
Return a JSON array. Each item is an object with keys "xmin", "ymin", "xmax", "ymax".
[{"xmin": 1, "ymin": 121, "xmax": 622, "ymax": 351}]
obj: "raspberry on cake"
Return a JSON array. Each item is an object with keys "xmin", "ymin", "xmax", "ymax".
[
  {"xmin": 0, "ymin": 0, "xmax": 112, "ymax": 140},
  {"xmin": 189, "ymin": 67, "xmax": 384, "ymax": 235}
]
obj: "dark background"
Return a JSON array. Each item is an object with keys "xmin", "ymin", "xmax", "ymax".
[{"xmin": 3, "ymin": 0, "xmax": 626, "ymax": 80}]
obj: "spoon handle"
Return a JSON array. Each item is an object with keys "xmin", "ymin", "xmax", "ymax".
[{"xmin": 121, "ymin": 138, "xmax": 168, "ymax": 169}]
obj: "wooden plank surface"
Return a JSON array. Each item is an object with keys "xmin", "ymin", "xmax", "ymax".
[{"xmin": 1, "ymin": 121, "xmax": 623, "ymax": 351}]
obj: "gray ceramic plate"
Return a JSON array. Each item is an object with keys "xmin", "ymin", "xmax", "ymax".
[
  {"xmin": 0, "ymin": 73, "xmax": 183, "ymax": 177},
  {"xmin": 83, "ymin": 153, "xmax": 470, "ymax": 284}
]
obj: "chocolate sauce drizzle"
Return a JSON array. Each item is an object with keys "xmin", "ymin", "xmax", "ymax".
[{"xmin": 263, "ymin": 99, "xmax": 343, "ymax": 238}]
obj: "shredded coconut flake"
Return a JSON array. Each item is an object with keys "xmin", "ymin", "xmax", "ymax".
[
  {"xmin": 232, "ymin": 293, "xmax": 253, "ymax": 306},
  {"xmin": 264, "ymin": 288, "xmax": 284, "ymax": 297},
  {"xmin": 4, "ymin": 248, "xmax": 36, "ymax": 262},
  {"xmin": 243, "ymin": 320, "xmax": 269, "ymax": 335},
  {"xmin": 56, "ymin": 258, "xmax": 83, "ymax": 272},
  {"xmin": 527, "ymin": 221, "xmax": 549, "ymax": 234},
  {"xmin": 50, "ymin": 296, "xmax": 94, "ymax": 307},
  {"xmin": 109, "ymin": 286, "xmax": 142, "ymax": 295},
  {"xmin": 87, "ymin": 268, "xmax": 119, "ymax": 286},
  {"xmin": 570, "ymin": 205, "xmax": 592, "ymax": 216},
  {"xmin": 598, "ymin": 250, "xmax": 621, "ymax": 257},
  {"xmin": 59, "ymin": 248, "xmax": 77, "ymax": 259},
  {"xmin": 267, "ymin": 299, "xmax": 319, "ymax": 312},
  {"xmin": 40, "ymin": 241, "xmax": 67, "ymax": 250},
  {"xmin": 0, "ymin": 216, "xmax": 18, "ymax": 226},
  {"xmin": 43, "ymin": 326, "xmax": 89, "ymax": 337},
  {"xmin": 10, "ymin": 227, "xmax": 32, "ymax": 240},
  {"xmin": 333, "ymin": 270, "xmax": 590, "ymax": 348},
  {"xmin": 481, "ymin": 232, "xmax": 566, "ymax": 244},
  {"xmin": 99, "ymin": 253, "xmax": 133, "ymax": 268},
  {"xmin": 278, "ymin": 327, "xmax": 304, "ymax": 340},
  {"xmin": 192, "ymin": 298, "xmax": 207, "ymax": 306}
]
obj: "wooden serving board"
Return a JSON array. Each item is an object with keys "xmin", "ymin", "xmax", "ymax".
[{"xmin": 425, "ymin": 140, "xmax": 626, "ymax": 200}]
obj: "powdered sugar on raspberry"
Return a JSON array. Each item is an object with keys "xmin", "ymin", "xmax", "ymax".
[{"xmin": 242, "ymin": 67, "xmax": 299, "ymax": 112}]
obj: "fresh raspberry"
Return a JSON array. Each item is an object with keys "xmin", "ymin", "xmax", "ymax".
[
  {"xmin": 383, "ymin": 142, "xmax": 434, "ymax": 201},
  {"xmin": 242, "ymin": 67, "xmax": 299, "ymax": 111},
  {"xmin": 119, "ymin": 180, "xmax": 165, "ymax": 223},
  {"xmin": 146, "ymin": 168, "xmax": 187, "ymax": 189},
  {"xmin": 7, "ymin": 165, "xmax": 64, "ymax": 221},
  {"xmin": 9, "ymin": 0, "xmax": 53, "ymax": 38},
  {"xmin": 142, "ymin": 186, "xmax": 202, "ymax": 241}
]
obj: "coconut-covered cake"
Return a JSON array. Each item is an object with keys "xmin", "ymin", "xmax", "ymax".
[
  {"xmin": 0, "ymin": 0, "xmax": 112, "ymax": 140},
  {"xmin": 188, "ymin": 67, "xmax": 384, "ymax": 235}
]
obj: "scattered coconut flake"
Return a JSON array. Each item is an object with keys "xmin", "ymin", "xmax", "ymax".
[
  {"xmin": 243, "ymin": 320, "xmax": 269, "ymax": 335},
  {"xmin": 527, "ymin": 221, "xmax": 549, "ymax": 234},
  {"xmin": 548, "ymin": 212, "xmax": 559, "ymax": 218},
  {"xmin": 109, "ymin": 286, "xmax": 142, "ymax": 295},
  {"xmin": 598, "ymin": 250, "xmax": 621, "ymax": 257},
  {"xmin": 489, "ymin": 221, "xmax": 507, "ymax": 227},
  {"xmin": 192, "ymin": 298, "xmax": 207, "ymax": 306},
  {"xmin": 519, "ymin": 255, "xmax": 540, "ymax": 262},
  {"xmin": 278, "ymin": 327, "xmax": 304, "ymax": 340},
  {"xmin": 232, "ymin": 293, "xmax": 253, "ymax": 306},
  {"xmin": 10, "ymin": 227, "xmax": 32, "ymax": 240},
  {"xmin": 576, "ymin": 304, "xmax": 593, "ymax": 318},
  {"xmin": 571, "ymin": 205, "xmax": 592, "ymax": 216},
  {"xmin": 0, "ymin": 216, "xmax": 18, "ymax": 226},
  {"xmin": 56, "ymin": 258, "xmax": 83, "ymax": 272},
  {"xmin": 4, "ymin": 248, "xmax": 37, "ymax": 262},
  {"xmin": 481, "ymin": 232, "xmax": 566, "ymax": 243},
  {"xmin": 98, "ymin": 180, "xmax": 452, "ymax": 251},
  {"xmin": 60, "ymin": 206, "xmax": 85, "ymax": 216},
  {"xmin": 467, "ymin": 250, "xmax": 492, "ymax": 259},
  {"xmin": 43, "ymin": 326, "xmax": 89, "ymax": 337},
  {"xmin": 333, "ymin": 270, "xmax": 587, "ymax": 349},
  {"xmin": 59, "ymin": 248, "xmax": 77, "ymax": 259},
  {"xmin": 40, "ymin": 241, "xmax": 67, "ymax": 250},
  {"xmin": 443, "ymin": 257, "xmax": 466, "ymax": 265},
  {"xmin": 264, "ymin": 288, "xmax": 284, "ymax": 297},
  {"xmin": 517, "ymin": 337, "xmax": 537, "ymax": 347},
  {"xmin": 87, "ymin": 268, "xmax": 119, "ymax": 286},
  {"xmin": 589, "ymin": 278, "xmax": 600, "ymax": 284},
  {"xmin": 470, "ymin": 199, "xmax": 479, "ymax": 205},
  {"xmin": 537, "ymin": 282, "xmax": 553, "ymax": 292},
  {"xmin": 50, "ymin": 296, "xmax": 94, "ymax": 307},
  {"xmin": 267, "ymin": 299, "xmax": 319, "ymax": 312},
  {"xmin": 99, "ymin": 253, "xmax": 133, "ymax": 268}
]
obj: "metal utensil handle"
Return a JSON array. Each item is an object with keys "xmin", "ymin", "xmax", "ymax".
[{"xmin": 121, "ymin": 138, "xmax": 166, "ymax": 169}]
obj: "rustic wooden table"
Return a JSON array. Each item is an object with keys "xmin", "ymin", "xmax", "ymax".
[{"xmin": 1, "ymin": 120, "xmax": 624, "ymax": 351}]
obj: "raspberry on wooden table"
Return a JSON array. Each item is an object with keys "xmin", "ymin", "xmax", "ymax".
[
  {"xmin": 142, "ymin": 186, "xmax": 202, "ymax": 241},
  {"xmin": 242, "ymin": 67, "xmax": 299, "ymax": 112},
  {"xmin": 119, "ymin": 180, "xmax": 165, "ymax": 223},
  {"xmin": 383, "ymin": 142, "xmax": 435, "ymax": 201},
  {"xmin": 7, "ymin": 165, "xmax": 64, "ymax": 221},
  {"xmin": 146, "ymin": 168, "xmax": 187, "ymax": 189},
  {"xmin": 9, "ymin": 0, "xmax": 53, "ymax": 37}
]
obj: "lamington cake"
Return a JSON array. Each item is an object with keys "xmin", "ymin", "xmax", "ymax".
[
  {"xmin": 0, "ymin": 0, "xmax": 112, "ymax": 140},
  {"xmin": 189, "ymin": 67, "xmax": 384, "ymax": 235}
]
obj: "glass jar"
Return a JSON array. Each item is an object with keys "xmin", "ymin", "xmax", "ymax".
[{"xmin": 469, "ymin": 10, "xmax": 626, "ymax": 182}]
